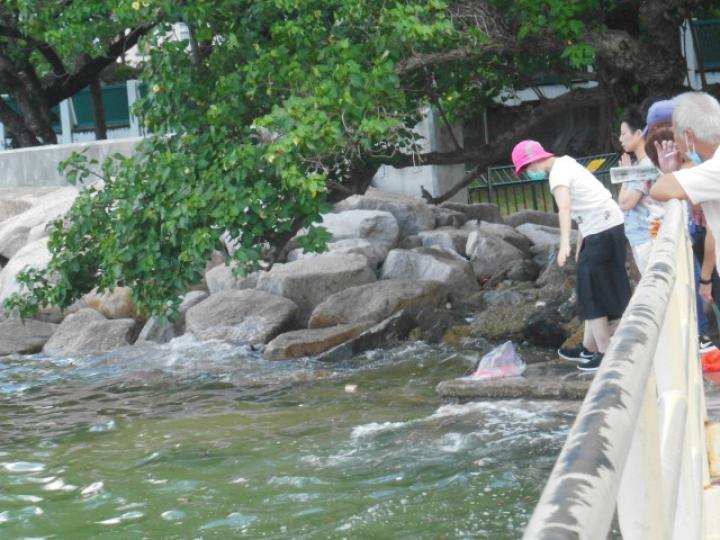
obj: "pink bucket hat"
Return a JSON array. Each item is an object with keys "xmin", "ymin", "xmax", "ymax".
[{"xmin": 511, "ymin": 140, "xmax": 554, "ymax": 175}]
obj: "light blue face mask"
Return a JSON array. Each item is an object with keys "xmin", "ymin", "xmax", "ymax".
[
  {"xmin": 527, "ymin": 170, "xmax": 548, "ymax": 181},
  {"xmin": 687, "ymin": 151, "xmax": 703, "ymax": 165},
  {"xmin": 685, "ymin": 134, "xmax": 704, "ymax": 165}
]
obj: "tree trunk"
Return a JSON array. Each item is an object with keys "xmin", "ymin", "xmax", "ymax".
[
  {"xmin": 89, "ymin": 76, "xmax": 107, "ymax": 140},
  {"xmin": 0, "ymin": 97, "xmax": 41, "ymax": 147}
]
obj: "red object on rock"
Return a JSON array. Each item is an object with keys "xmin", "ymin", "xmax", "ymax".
[{"xmin": 702, "ymin": 349, "xmax": 720, "ymax": 372}]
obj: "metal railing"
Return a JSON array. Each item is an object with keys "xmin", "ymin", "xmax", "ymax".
[
  {"xmin": 523, "ymin": 199, "xmax": 712, "ymax": 539},
  {"xmin": 469, "ymin": 153, "xmax": 620, "ymax": 215}
]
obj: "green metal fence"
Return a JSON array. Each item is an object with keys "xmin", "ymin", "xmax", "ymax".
[
  {"xmin": 691, "ymin": 19, "xmax": 720, "ymax": 69},
  {"xmin": 469, "ymin": 152, "xmax": 621, "ymax": 215},
  {"xmin": 2, "ymin": 82, "xmax": 132, "ymax": 134}
]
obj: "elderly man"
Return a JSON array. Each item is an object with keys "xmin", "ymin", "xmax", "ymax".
[{"xmin": 651, "ymin": 91, "xmax": 720, "ymax": 320}]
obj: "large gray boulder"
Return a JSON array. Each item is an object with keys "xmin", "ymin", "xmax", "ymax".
[
  {"xmin": 0, "ymin": 187, "xmax": 78, "ymax": 259},
  {"xmin": 431, "ymin": 206, "xmax": 467, "ymax": 228},
  {"xmin": 466, "ymin": 231, "xmax": 526, "ymax": 278},
  {"xmin": 474, "ymin": 221, "xmax": 533, "ymax": 253},
  {"xmin": 263, "ymin": 323, "xmax": 371, "ymax": 360},
  {"xmin": 317, "ymin": 310, "xmax": 418, "ymax": 362},
  {"xmin": 185, "ymin": 289, "xmax": 298, "ymax": 345},
  {"xmin": 504, "ymin": 209, "xmax": 560, "ymax": 228},
  {"xmin": 0, "ymin": 319, "xmax": 58, "ymax": 356},
  {"xmin": 288, "ymin": 238, "xmax": 389, "ymax": 268},
  {"xmin": 515, "ymin": 223, "xmax": 578, "ymax": 250},
  {"xmin": 256, "ymin": 253, "xmax": 376, "ymax": 325},
  {"xmin": 334, "ymin": 188, "xmax": 435, "ymax": 238},
  {"xmin": 136, "ymin": 290, "xmax": 210, "ymax": 344},
  {"xmin": 319, "ymin": 210, "xmax": 399, "ymax": 248},
  {"xmin": 0, "ymin": 237, "xmax": 51, "ymax": 306},
  {"xmin": 380, "ymin": 248, "xmax": 479, "ymax": 298},
  {"xmin": 81, "ymin": 287, "xmax": 136, "ymax": 320},
  {"xmin": 440, "ymin": 202, "xmax": 503, "ymax": 224},
  {"xmin": 418, "ymin": 228, "xmax": 472, "ymax": 256},
  {"xmin": 288, "ymin": 209, "xmax": 399, "ymax": 266},
  {"xmin": 205, "ymin": 264, "xmax": 260, "ymax": 294},
  {"xmin": 486, "ymin": 259, "xmax": 541, "ymax": 286},
  {"xmin": 43, "ymin": 309, "xmax": 137, "ymax": 355},
  {"xmin": 308, "ymin": 279, "xmax": 446, "ymax": 328}
]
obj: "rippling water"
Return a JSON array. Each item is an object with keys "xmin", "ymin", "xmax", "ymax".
[{"xmin": 0, "ymin": 337, "xmax": 577, "ymax": 538}]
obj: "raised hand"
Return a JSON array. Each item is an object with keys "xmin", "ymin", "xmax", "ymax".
[{"xmin": 654, "ymin": 140, "xmax": 681, "ymax": 173}]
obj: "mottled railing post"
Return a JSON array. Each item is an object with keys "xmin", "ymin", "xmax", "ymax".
[{"xmin": 523, "ymin": 200, "xmax": 710, "ymax": 540}]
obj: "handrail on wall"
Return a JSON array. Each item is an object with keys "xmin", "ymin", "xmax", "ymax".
[{"xmin": 523, "ymin": 199, "xmax": 710, "ymax": 539}]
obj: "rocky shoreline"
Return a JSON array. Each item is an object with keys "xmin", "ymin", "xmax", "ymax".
[{"xmin": 0, "ymin": 187, "xmax": 582, "ymax": 362}]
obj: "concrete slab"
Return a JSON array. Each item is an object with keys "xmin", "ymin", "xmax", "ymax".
[{"xmin": 436, "ymin": 360, "xmax": 593, "ymax": 401}]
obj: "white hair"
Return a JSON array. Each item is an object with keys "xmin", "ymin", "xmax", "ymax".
[{"xmin": 672, "ymin": 91, "xmax": 720, "ymax": 144}]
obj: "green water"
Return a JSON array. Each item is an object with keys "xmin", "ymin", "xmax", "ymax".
[{"xmin": 0, "ymin": 338, "xmax": 577, "ymax": 539}]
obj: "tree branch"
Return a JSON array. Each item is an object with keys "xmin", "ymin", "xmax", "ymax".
[
  {"xmin": 395, "ymin": 43, "xmax": 505, "ymax": 75},
  {"xmin": 45, "ymin": 24, "xmax": 155, "ymax": 105},
  {"xmin": 412, "ymin": 86, "xmax": 608, "ymax": 204}
]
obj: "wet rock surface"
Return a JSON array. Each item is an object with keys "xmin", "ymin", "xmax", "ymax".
[
  {"xmin": 437, "ymin": 360, "xmax": 593, "ymax": 401},
  {"xmin": 43, "ymin": 309, "xmax": 138, "ymax": 355},
  {"xmin": 309, "ymin": 279, "xmax": 446, "ymax": 328},
  {"xmin": 0, "ymin": 319, "xmax": 59, "ymax": 355},
  {"xmin": 263, "ymin": 323, "xmax": 372, "ymax": 360},
  {"xmin": 185, "ymin": 289, "xmax": 299, "ymax": 345}
]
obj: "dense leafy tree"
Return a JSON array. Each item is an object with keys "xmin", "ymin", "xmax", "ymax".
[
  {"xmin": 5, "ymin": 0, "xmax": 719, "ymax": 318},
  {"xmin": 0, "ymin": 1, "xmax": 155, "ymax": 145}
]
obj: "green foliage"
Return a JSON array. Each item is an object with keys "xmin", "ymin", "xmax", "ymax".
[
  {"xmin": 497, "ymin": 0, "xmax": 599, "ymax": 68},
  {"xmin": 5, "ymin": 0, "xmax": 470, "ymax": 319},
  {"xmin": 4, "ymin": 0, "xmax": 652, "ymax": 320},
  {"xmin": 11, "ymin": 0, "xmax": 151, "ymax": 75}
]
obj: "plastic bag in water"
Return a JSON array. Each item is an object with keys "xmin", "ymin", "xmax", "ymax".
[{"xmin": 469, "ymin": 341, "xmax": 526, "ymax": 380}]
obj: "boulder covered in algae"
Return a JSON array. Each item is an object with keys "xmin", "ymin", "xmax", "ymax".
[{"xmin": 436, "ymin": 360, "xmax": 592, "ymax": 401}]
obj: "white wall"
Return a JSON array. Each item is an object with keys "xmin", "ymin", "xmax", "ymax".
[
  {"xmin": 0, "ymin": 137, "xmax": 142, "ymax": 187},
  {"xmin": 372, "ymin": 108, "xmax": 469, "ymax": 203}
]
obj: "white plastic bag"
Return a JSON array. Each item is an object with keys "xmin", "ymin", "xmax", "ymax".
[{"xmin": 469, "ymin": 341, "xmax": 526, "ymax": 380}]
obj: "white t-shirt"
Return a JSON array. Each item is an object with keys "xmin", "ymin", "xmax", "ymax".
[
  {"xmin": 674, "ymin": 146, "xmax": 720, "ymax": 270},
  {"xmin": 549, "ymin": 156, "xmax": 624, "ymax": 236}
]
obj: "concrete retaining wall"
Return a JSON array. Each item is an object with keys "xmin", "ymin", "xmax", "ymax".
[{"xmin": 0, "ymin": 137, "xmax": 142, "ymax": 188}]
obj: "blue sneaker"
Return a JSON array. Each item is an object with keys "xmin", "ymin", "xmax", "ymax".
[
  {"xmin": 577, "ymin": 352, "xmax": 604, "ymax": 372},
  {"xmin": 558, "ymin": 345, "xmax": 594, "ymax": 362}
]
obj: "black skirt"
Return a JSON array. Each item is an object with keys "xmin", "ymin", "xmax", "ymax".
[{"xmin": 576, "ymin": 223, "xmax": 631, "ymax": 321}]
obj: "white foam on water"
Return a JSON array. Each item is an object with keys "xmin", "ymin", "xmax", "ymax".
[
  {"xmin": 0, "ymin": 511, "xmax": 8, "ymax": 523},
  {"xmin": 161, "ymin": 509, "xmax": 186, "ymax": 521},
  {"xmin": 96, "ymin": 511, "xmax": 144, "ymax": 525},
  {"xmin": 146, "ymin": 477, "xmax": 167, "ymax": 485},
  {"xmin": 42, "ymin": 478, "xmax": 76, "ymax": 492},
  {"xmin": 21, "ymin": 476, "xmax": 55, "ymax": 484},
  {"xmin": 350, "ymin": 421, "xmax": 409, "ymax": 439},
  {"xmin": 267, "ymin": 476, "xmax": 323, "ymax": 488},
  {"xmin": 199, "ymin": 511, "xmax": 257, "ymax": 531},
  {"xmin": 230, "ymin": 477, "xmax": 248, "ymax": 484},
  {"xmin": 2, "ymin": 462, "xmax": 45, "ymax": 473},
  {"xmin": 89, "ymin": 420, "xmax": 116, "ymax": 432},
  {"xmin": 16, "ymin": 495, "xmax": 43, "ymax": 503},
  {"xmin": 438, "ymin": 432, "xmax": 468, "ymax": 453},
  {"xmin": 80, "ymin": 481, "xmax": 104, "ymax": 497}
]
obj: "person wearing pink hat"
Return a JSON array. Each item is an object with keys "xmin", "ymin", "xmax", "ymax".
[{"xmin": 511, "ymin": 140, "xmax": 631, "ymax": 371}]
